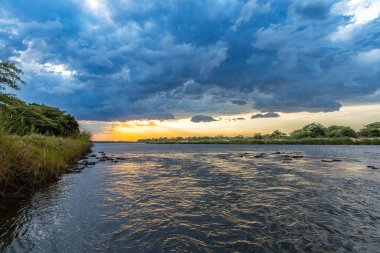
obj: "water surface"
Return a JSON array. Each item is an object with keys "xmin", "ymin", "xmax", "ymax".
[{"xmin": 1, "ymin": 144, "xmax": 379, "ymax": 252}]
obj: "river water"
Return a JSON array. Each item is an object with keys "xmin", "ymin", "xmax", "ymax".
[{"xmin": 1, "ymin": 143, "xmax": 379, "ymax": 252}]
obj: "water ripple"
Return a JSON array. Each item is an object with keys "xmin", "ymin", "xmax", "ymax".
[{"xmin": 1, "ymin": 144, "xmax": 380, "ymax": 252}]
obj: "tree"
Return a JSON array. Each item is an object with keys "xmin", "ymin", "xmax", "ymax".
[
  {"xmin": 358, "ymin": 122, "xmax": 380, "ymax": 137},
  {"xmin": 326, "ymin": 125, "xmax": 357, "ymax": 138},
  {"xmin": 290, "ymin": 123, "xmax": 326, "ymax": 138},
  {"xmin": 0, "ymin": 61, "xmax": 26, "ymax": 91},
  {"xmin": 270, "ymin": 130, "xmax": 287, "ymax": 138}
]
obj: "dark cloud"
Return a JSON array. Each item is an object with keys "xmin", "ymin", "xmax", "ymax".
[
  {"xmin": 251, "ymin": 112, "xmax": 280, "ymax": 119},
  {"xmin": 191, "ymin": 115, "xmax": 217, "ymax": 123},
  {"xmin": 231, "ymin": 99, "xmax": 247, "ymax": 106},
  {"xmin": 292, "ymin": 0, "xmax": 334, "ymax": 20},
  {"xmin": 0, "ymin": 0, "xmax": 379, "ymax": 121}
]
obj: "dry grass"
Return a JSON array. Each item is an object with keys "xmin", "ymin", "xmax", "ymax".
[{"xmin": 0, "ymin": 133, "xmax": 92, "ymax": 196}]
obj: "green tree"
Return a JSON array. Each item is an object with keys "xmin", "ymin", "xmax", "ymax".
[
  {"xmin": 0, "ymin": 61, "xmax": 26, "ymax": 91},
  {"xmin": 270, "ymin": 130, "xmax": 287, "ymax": 138},
  {"xmin": 326, "ymin": 125, "xmax": 357, "ymax": 138},
  {"xmin": 290, "ymin": 123, "xmax": 326, "ymax": 138},
  {"xmin": 358, "ymin": 122, "xmax": 380, "ymax": 137}
]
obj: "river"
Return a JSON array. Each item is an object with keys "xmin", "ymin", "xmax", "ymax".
[{"xmin": 1, "ymin": 143, "xmax": 379, "ymax": 252}]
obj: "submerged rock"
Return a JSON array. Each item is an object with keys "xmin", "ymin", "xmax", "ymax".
[
  {"xmin": 78, "ymin": 160, "xmax": 96, "ymax": 166},
  {"xmin": 254, "ymin": 153, "xmax": 265, "ymax": 158},
  {"xmin": 367, "ymin": 165, "xmax": 379, "ymax": 169},
  {"xmin": 292, "ymin": 155, "xmax": 304, "ymax": 159},
  {"xmin": 321, "ymin": 159, "xmax": 342, "ymax": 163}
]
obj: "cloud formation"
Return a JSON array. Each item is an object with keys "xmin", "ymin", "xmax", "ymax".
[
  {"xmin": 191, "ymin": 115, "xmax": 217, "ymax": 123},
  {"xmin": 0, "ymin": 0, "xmax": 379, "ymax": 121},
  {"xmin": 251, "ymin": 112, "xmax": 280, "ymax": 119}
]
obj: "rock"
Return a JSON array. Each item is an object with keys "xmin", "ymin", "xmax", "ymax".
[
  {"xmin": 273, "ymin": 151, "xmax": 282, "ymax": 154},
  {"xmin": 254, "ymin": 153, "xmax": 265, "ymax": 158},
  {"xmin": 283, "ymin": 157, "xmax": 293, "ymax": 161},
  {"xmin": 76, "ymin": 165, "xmax": 85, "ymax": 170},
  {"xmin": 98, "ymin": 158, "xmax": 106, "ymax": 162},
  {"xmin": 81, "ymin": 156, "xmax": 89, "ymax": 159},
  {"xmin": 292, "ymin": 155, "xmax": 304, "ymax": 159},
  {"xmin": 281, "ymin": 155, "xmax": 291, "ymax": 158},
  {"xmin": 90, "ymin": 154, "xmax": 97, "ymax": 157},
  {"xmin": 321, "ymin": 159, "xmax": 342, "ymax": 163},
  {"xmin": 116, "ymin": 157, "xmax": 127, "ymax": 160},
  {"xmin": 78, "ymin": 160, "xmax": 96, "ymax": 166},
  {"xmin": 367, "ymin": 165, "xmax": 378, "ymax": 169},
  {"xmin": 98, "ymin": 151, "xmax": 105, "ymax": 153}
]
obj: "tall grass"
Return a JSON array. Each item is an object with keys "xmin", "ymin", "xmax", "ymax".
[{"xmin": 0, "ymin": 133, "xmax": 92, "ymax": 196}]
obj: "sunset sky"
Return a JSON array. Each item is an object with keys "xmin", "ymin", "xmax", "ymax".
[{"xmin": 1, "ymin": 0, "xmax": 380, "ymax": 141}]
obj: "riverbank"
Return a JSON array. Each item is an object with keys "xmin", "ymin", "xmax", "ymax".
[
  {"xmin": 140, "ymin": 137, "xmax": 380, "ymax": 145},
  {"xmin": 0, "ymin": 133, "xmax": 92, "ymax": 197}
]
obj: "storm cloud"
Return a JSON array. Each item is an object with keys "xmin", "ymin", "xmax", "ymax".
[
  {"xmin": 191, "ymin": 115, "xmax": 217, "ymax": 123},
  {"xmin": 0, "ymin": 0, "xmax": 379, "ymax": 121},
  {"xmin": 251, "ymin": 112, "xmax": 280, "ymax": 119}
]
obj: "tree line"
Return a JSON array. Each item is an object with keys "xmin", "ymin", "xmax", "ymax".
[{"xmin": 254, "ymin": 122, "xmax": 380, "ymax": 139}]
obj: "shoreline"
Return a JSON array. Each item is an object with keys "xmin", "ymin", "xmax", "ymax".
[
  {"xmin": 138, "ymin": 137, "xmax": 380, "ymax": 145},
  {"xmin": 0, "ymin": 134, "xmax": 92, "ymax": 198}
]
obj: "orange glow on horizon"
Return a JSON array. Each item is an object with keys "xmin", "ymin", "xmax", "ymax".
[{"xmin": 79, "ymin": 104, "xmax": 380, "ymax": 141}]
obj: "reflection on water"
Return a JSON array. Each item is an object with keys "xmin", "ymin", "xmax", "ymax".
[{"xmin": 1, "ymin": 144, "xmax": 380, "ymax": 252}]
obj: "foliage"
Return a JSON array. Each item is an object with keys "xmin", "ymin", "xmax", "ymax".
[
  {"xmin": 270, "ymin": 130, "xmax": 287, "ymax": 138},
  {"xmin": 326, "ymin": 125, "xmax": 357, "ymax": 138},
  {"xmin": 0, "ymin": 61, "xmax": 26, "ymax": 91},
  {"xmin": 358, "ymin": 122, "xmax": 380, "ymax": 137},
  {"xmin": 290, "ymin": 123, "xmax": 326, "ymax": 139},
  {"xmin": 0, "ymin": 96, "xmax": 80, "ymax": 136},
  {"xmin": 139, "ymin": 122, "xmax": 380, "ymax": 145}
]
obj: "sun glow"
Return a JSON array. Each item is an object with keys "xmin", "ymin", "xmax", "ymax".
[{"xmin": 80, "ymin": 104, "xmax": 380, "ymax": 141}]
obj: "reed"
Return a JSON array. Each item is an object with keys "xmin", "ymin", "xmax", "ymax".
[{"xmin": 0, "ymin": 133, "xmax": 92, "ymax": 196}]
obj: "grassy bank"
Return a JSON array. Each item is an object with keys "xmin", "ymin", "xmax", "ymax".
[
  {"xmin": 0, "ymin": 133, "xmax": 92, "ymax": 196},
  {"xmin": 140, "ymin": 137, "xmax": 380, "ymax": 145}
]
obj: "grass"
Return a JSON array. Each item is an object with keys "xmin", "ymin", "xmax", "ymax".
[
  {"xmin": 0, "ymin": 133, "xmax": 92, "ymax": 196},
  {"xmin": 139, "ymin": 137, "xmax": 380, "ymax": 145}
]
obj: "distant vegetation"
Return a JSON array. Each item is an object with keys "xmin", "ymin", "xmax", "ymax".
[
  {"xmin": 139, "ymin": 122, "xmax": 380, "ymax": 145},
  {"xmin": 0, "ymin": 61, "xmax": 91, "ymax": 196}
]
